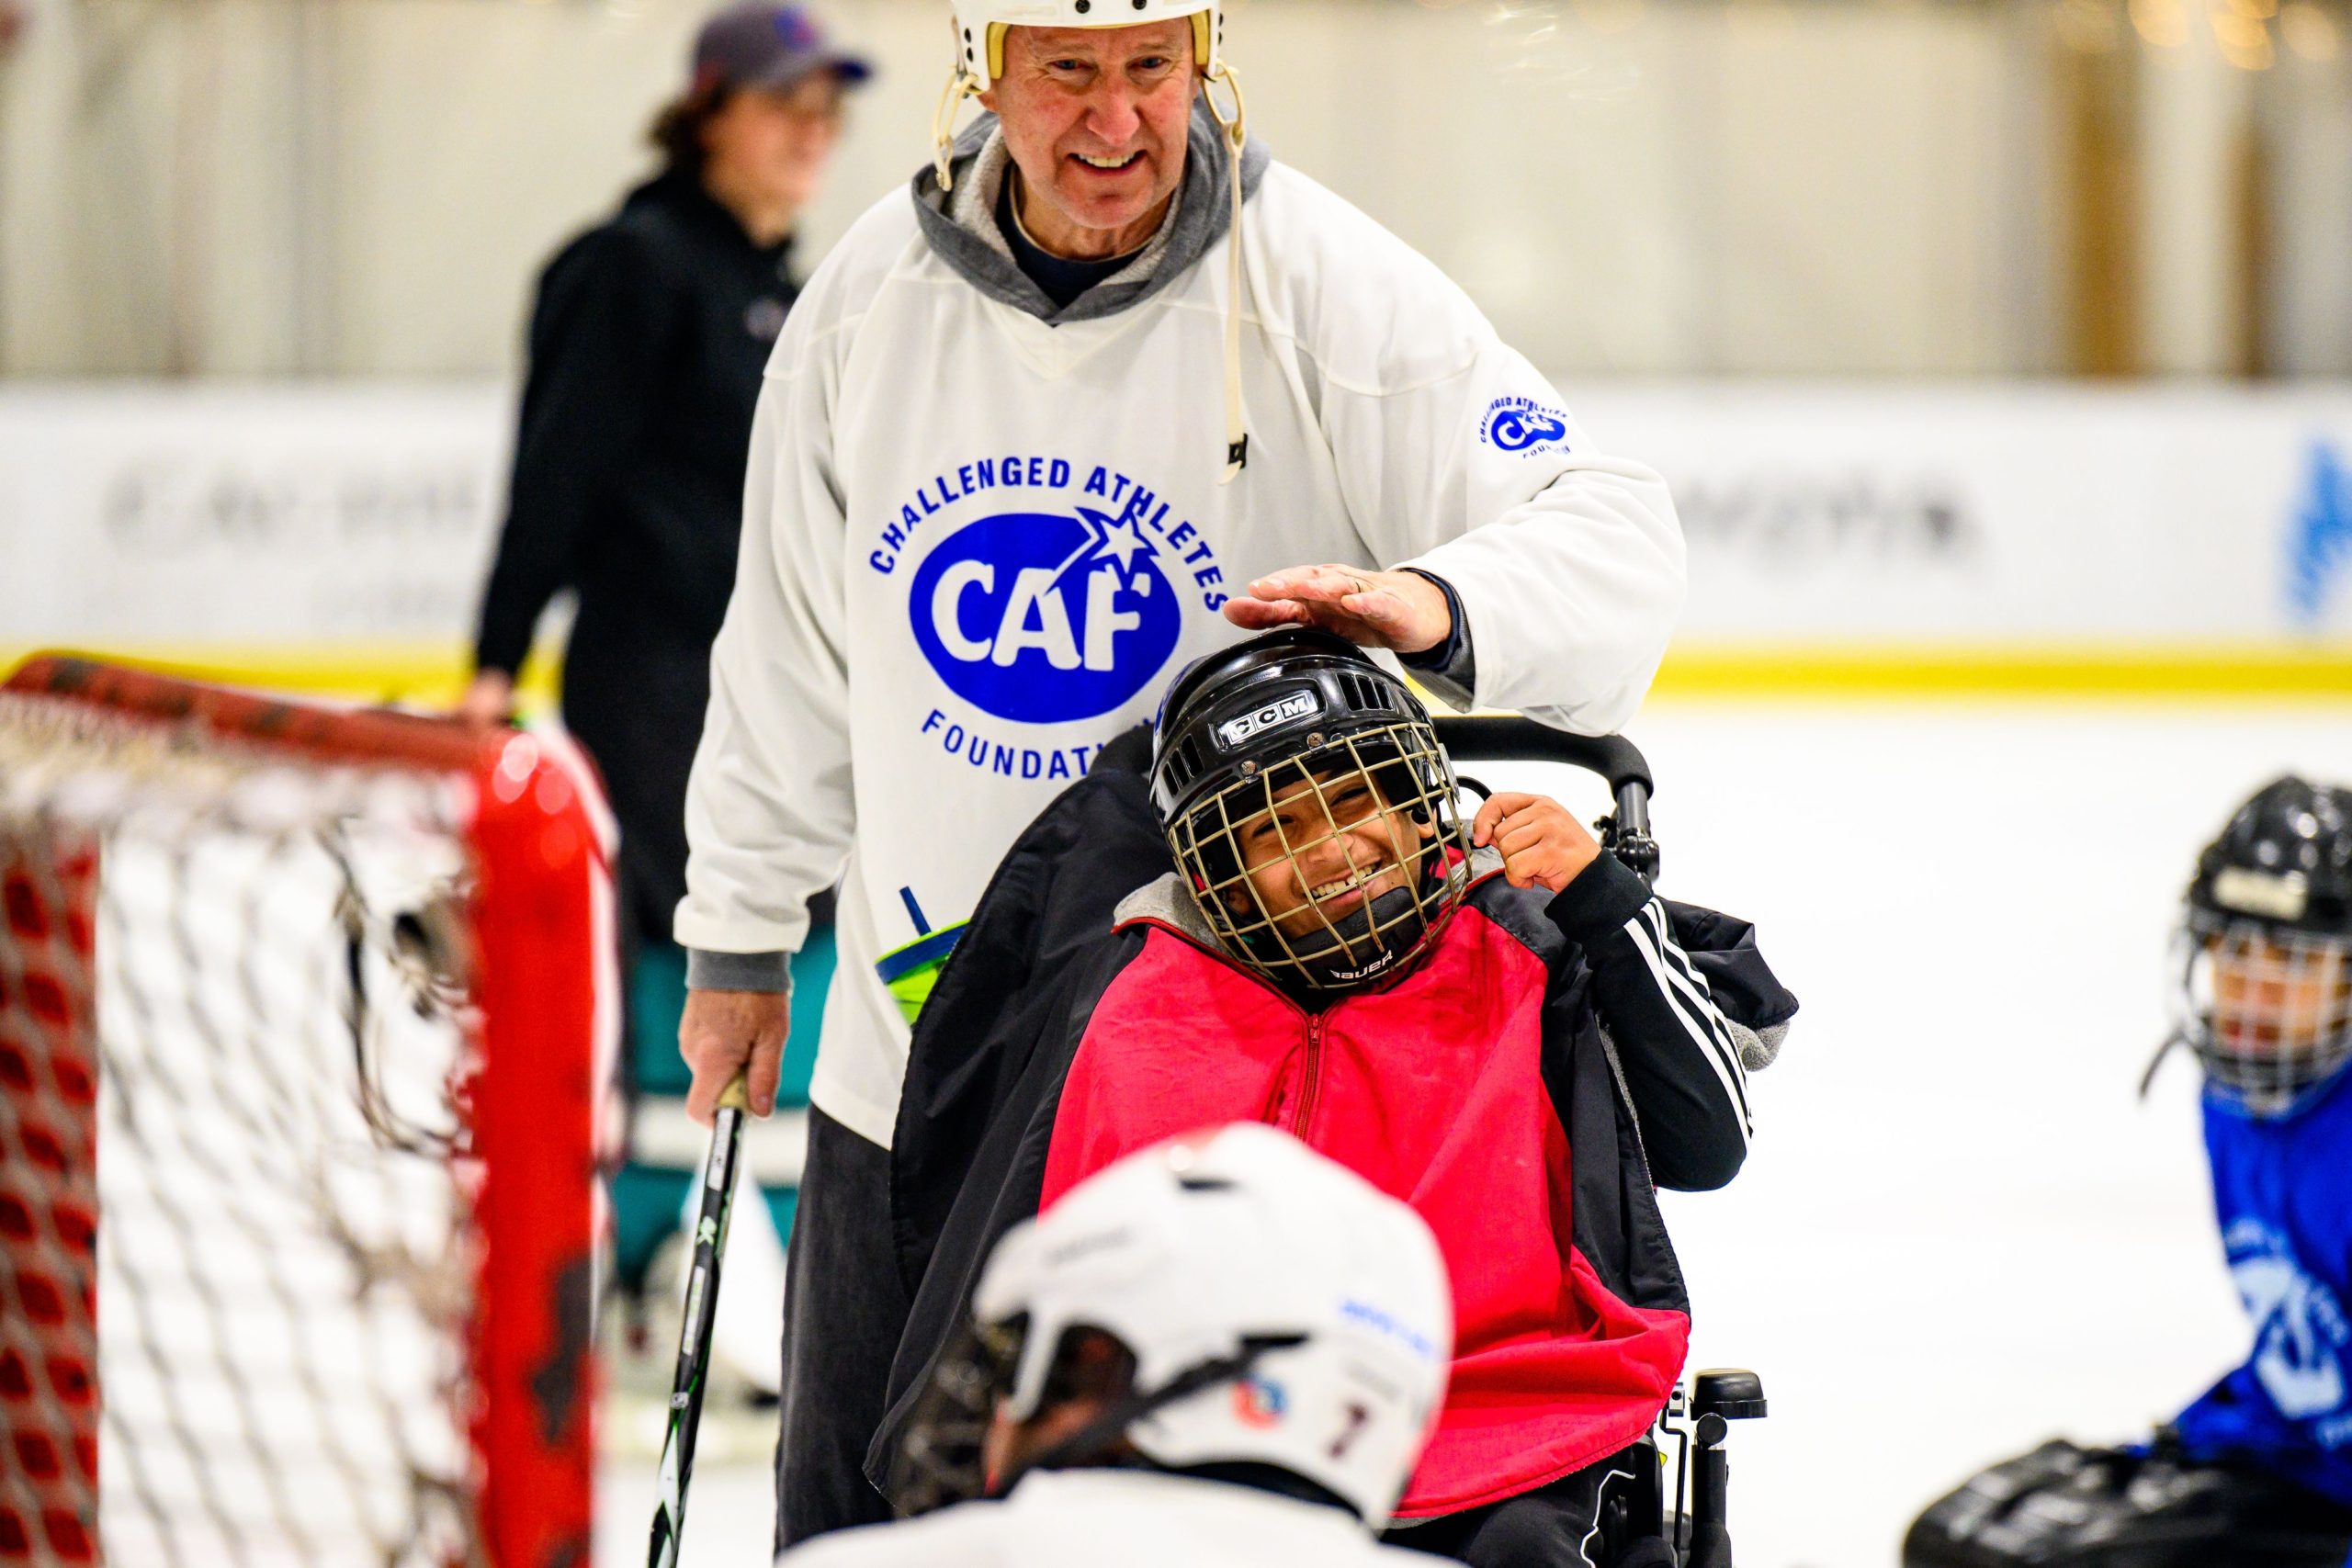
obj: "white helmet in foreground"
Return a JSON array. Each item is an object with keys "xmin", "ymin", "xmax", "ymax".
[{"xmin": 894, "ymin": 1123, "xmax": 1453, "ymax": 1528}]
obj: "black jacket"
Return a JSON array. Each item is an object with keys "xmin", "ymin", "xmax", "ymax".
[{"xmin": 472, "ymin": 169, "xmax": 797, "ymax": 922}]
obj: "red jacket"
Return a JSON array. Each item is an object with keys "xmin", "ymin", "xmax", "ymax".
[
  {"xmin": 871, "ymin": 771, "xmax": 1792, "ymax": 1522},
  {"xmin": 1039, "ymin": 860, "xmax": 1758, "ymax": 1523}
]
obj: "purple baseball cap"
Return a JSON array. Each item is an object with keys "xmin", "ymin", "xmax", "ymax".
[{"xmin": 692, "ymin": 4, "xmax": 873, "ymax": 94}]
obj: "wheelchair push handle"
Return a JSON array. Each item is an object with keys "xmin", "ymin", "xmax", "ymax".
[
  {"xmin": 1683, "ymin": 1369, "xmax": 1766, "ymax": 1568},
  {"xmin": 1430, "ymin": 716, "xmax": 1660, "ymax": 885},
  {"xmin": 1691, "ymin": 1370, "xmax": 1768, "ymax": 1423}
]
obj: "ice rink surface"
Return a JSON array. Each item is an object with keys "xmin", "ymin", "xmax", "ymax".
[{"xmin": 594, "ymin": 698, "xmax": 2352, "ymax": 1568}]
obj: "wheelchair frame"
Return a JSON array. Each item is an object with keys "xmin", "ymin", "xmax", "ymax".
[{"xmin": 1433, "ymin": 718, "xmax": 1766, "ymax": 1568}]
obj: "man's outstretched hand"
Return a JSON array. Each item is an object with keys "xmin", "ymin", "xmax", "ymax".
[
  {"xmin": 681, "ymin": 986, "xmax": 791, "ymax": 1124},
  {"xmin": 1221, "ymin": 565, "xmax": 1452, "ymax": 656}
]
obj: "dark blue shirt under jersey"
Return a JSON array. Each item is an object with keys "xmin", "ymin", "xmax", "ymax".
[{"xmin": 996, "ymin": 177, "xmax": 1144, "ymax": 310}]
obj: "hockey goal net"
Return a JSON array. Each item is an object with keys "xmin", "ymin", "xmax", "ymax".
[{"xmin": 0, "ymin": 657, "xmax": 604, "ymax": 1567}]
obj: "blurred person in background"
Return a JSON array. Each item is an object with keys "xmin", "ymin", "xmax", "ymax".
[
  {"xmin": 673, "ymin": 0, "xmax": 1685, "ymax": 1545},
  {"xmin": 457, "ymin": 2, "xmax": 869, "ymax": 1337},
  {"xmin": 780, "ymin": 1122, "xmax": 1456, "ymax": 1568},
  {"xmin": 1905, "ymin": 779, "xmax": 2352, "ymax": 1568}
]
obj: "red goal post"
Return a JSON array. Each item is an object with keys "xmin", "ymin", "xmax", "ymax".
[{"xmin": 0, "ymin": 655, "xmax": 604, "ymax": 1566}]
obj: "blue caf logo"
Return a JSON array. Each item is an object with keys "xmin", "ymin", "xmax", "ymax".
[
  {"xmin": 911, "ymin": 506, "xmax": 1182, "ymax": 724},
  {"xmin": 1480, "ymin": 395, "xmax": 1573, "ymax": 457}
]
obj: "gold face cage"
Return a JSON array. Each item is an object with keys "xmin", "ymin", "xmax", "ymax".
[
  {"xmin": 2176, "ymin": 911, "xmax": 2352, "ymax": 1116},
  {"xmin": 1167, "ymin": 720, "xmax": 1473, "ymax": 997}
]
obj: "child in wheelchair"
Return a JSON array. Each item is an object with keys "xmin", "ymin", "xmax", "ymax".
[
  {"xmin": 876, "ymin": 628, "xmax": 1795, "ymax": 1567},
  {"xmin": 1906, "ymin": 777, "xmax": 2352, "ymax": 1568}
]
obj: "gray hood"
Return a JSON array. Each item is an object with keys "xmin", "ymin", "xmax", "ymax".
[{"xmin": 910, "ymin": 97, "xmax": 1271, "ymax": 326}]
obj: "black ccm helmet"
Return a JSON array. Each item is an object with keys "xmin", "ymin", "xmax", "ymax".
[
  {"xmin": 2171, "ymin": 776, "xmax": 2352, "ymax": 1116},
  {"xmin": 1150, "ymin": 629, "xmax": 1472, "ymax": 999}
]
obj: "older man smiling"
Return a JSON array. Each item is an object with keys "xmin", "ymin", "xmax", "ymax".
[{"xmin": 673, "ymin": 0, "xmax": 1689, "ymax": 1547}]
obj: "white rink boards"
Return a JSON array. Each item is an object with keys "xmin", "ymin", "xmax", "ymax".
[{"xmin": 591, "ymin": 700, "xmax": 2352, "ymax": 1568}]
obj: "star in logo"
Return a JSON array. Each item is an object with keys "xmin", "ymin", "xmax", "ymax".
[
  {"xmin": 1093, "ymin": 514, "xmax": 1154, "ymax": 575},
  {"xmin": 1055, "ymin": 506, "xmax": 1158, "ymax": 590}
]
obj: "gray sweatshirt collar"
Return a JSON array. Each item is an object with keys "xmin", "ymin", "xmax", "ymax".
[{"xmin": 910, "ymin": 99, "xmax": 1271, "ymax": 325}]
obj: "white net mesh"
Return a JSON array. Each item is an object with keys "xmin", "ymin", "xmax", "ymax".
[{"xmin": 0, "ymin": 689, "xmax": 495, "ymax": 1566}]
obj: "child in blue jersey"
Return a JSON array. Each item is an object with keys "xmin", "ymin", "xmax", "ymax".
[{"xmin": 1907, "ymin": 777, "xmax": 2352, "ymax": 1568}]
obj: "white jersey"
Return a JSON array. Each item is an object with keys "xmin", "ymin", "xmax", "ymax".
[
  {"xmin": 677, "ymin": 158, "xmax": 1685, "ymax": 1148},
  {"xmin": 776, "ymin": 1469, "xmax": 1445, "ymax": 1568}
]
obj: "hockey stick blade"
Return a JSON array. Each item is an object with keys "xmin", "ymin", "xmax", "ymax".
[{"xmin": 648, "ymin": 1072, "xmax": 752, "ymax": 1568}]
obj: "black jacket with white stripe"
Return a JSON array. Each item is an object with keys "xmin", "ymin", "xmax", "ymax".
[{"xmin": 872, "ymin": 767, "xmax": 1795, "ymax": 1512}]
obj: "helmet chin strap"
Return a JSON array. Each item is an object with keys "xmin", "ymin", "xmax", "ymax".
[
  {"xmin": 932, "ymin": 66, "xmax": 982, "ymax": 193},
  {"xmin": 2137, "ymin": 1031, "xmax": 2187, "ymax": 1101},
  {"xmin": 1247, "ymin": 882, "xmax": 1430, "ymax": 996},
  {"xmin": 1202, "ymin": 62, "xmax": 1250, "ymax": 482}
]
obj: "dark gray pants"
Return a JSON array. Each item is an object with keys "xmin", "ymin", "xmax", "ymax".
[{"xmin": 774, "ymin": 1106, "xmax": 905, "ymax": 1553}]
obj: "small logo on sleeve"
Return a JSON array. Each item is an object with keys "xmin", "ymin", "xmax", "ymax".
[
  {"xmin": 1232, "ymin": 1375, "xmax": 1289, "ymax": 1427},
  {"xmin": 1480, "ymin": 396, "xmax": 1572, "ymax": 457}
]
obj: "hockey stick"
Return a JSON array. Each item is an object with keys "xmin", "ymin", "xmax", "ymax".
[{"xmin": 648, "ymin": 1070, "xmax": 752, "ymax": 1568}]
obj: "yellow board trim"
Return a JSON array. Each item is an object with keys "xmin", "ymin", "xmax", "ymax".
[
  {"xmin": 1650, "ymin": 644, "xmax": 2352, "ymax": 701},
  {"xmin": 3, "ymin": 641, "xmax": 2347, "ymax": 708}
]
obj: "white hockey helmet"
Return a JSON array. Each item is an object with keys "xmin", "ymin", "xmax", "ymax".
[
  {"xmin": 973, "ymin": 1124, "xmax": 1452, "ymax": 1526},
  {"xmin": 947, "ymin": 0, "xmax": 1223, "ymax": 93},
  {"xmin": 930, "ymin": 0, "xmax": 1236, "ymax": 197}
]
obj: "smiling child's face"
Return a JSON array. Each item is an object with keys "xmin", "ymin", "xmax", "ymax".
[{"xmin": 1223, "ymin": 764, "xmax": 1436, "ymax": 941}]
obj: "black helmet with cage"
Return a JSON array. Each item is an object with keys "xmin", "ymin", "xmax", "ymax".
[
  {"xmin": 2172, "ymin": 775, "xmax": 2352, "ymax": 1117},
  {"xmin": 1149, "ymin": 629, "xmax": 1472, "ymax": 1000}
]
